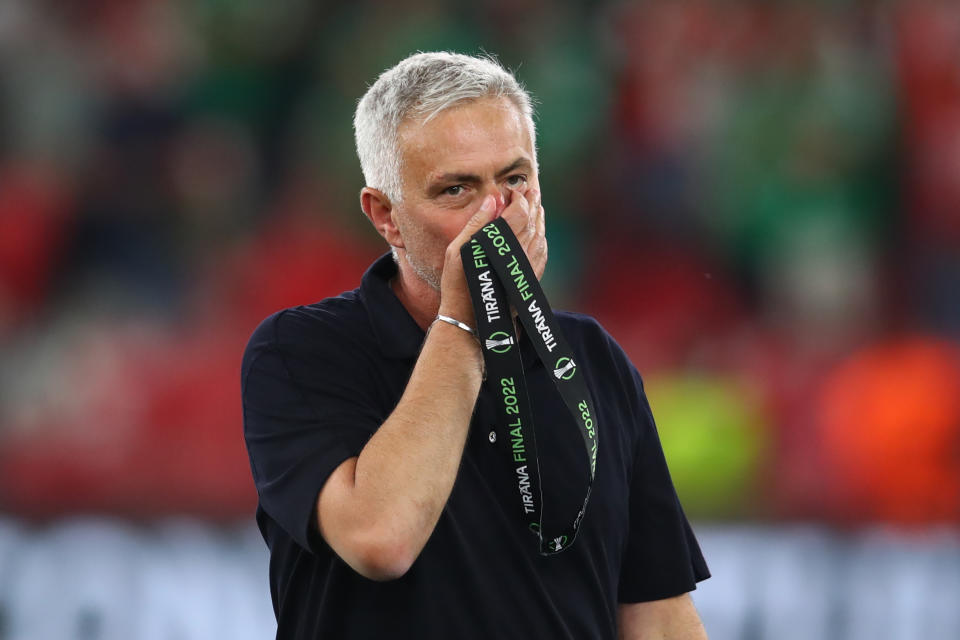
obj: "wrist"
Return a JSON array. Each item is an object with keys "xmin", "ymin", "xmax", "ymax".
[
  {"xmin": 434, "ymin": 314, "xmax": 477, "ymax": 337},
  {"xmin": 428, "ymin": 316, "xmax": 485, "ymax": 376},
  {"xmin": 436, "ymin": 302, "xmax": 475, "ymax": 330}
]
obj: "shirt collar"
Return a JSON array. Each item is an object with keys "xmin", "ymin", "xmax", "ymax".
[
  {"xmin": 359, "ymin": 251, "xmax": 541, "ymax": 371},
  {"xmin": 360, "ymin": 252, "xmax": 427, "ymax": 360}
]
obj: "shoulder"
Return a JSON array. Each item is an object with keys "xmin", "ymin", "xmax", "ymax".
[
  {"xmin": 555, "ymin": 311, "xmax": 636, "ymax": 378},
  {"xmin": 242, "ymin": 289, "xmax": 369, "ymax": 374},
  {"xmin": 554, "ymin": 310, "xmax": 652, "ymax": 423},
  {"xmin": 555, "ymin": 310, "xmax": 606, "ymax": 344}
]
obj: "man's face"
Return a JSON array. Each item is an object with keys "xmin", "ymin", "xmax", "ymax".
[{"xmin": 392, "ymin": 96, "xmax": 538, "ymax": 289}]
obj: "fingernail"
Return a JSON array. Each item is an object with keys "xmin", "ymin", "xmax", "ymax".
[{"xmin": 480, "ymin": 195, "xmax": 495, "ymax": 212}]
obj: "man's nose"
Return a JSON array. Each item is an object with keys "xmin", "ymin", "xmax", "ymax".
[
  {"xmin": 495, "ymin": 190, "xmax": 507, "ymax": 211},
  {"xmin": 481, "ymin": 187, "xmax": 507, "ymax": 215}
]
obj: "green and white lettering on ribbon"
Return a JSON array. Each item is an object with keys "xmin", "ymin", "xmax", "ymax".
[{"xmin": 462, "ymin": 218, "xmax": 598, "ymax": 556}]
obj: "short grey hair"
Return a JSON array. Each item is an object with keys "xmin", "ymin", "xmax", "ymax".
[{"xmin": 354, "ymin": 51, "xmax": 537, "ymax": 203}]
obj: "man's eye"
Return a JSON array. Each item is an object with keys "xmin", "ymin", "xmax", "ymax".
[
  {"xmin": 506, "ymin": 174, "xmax": 527, "ymax": 188},
  {"xmin": 444, "ymin": 185, "xmax": 464, "ymax": 196}
]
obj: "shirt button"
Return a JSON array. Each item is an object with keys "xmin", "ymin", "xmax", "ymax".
[{"xmin": 488, "ymin": 430, "xmax": 497, "ymax": 444}]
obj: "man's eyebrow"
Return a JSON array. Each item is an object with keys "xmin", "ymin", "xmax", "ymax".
[
  {"xmin": 495, "ymin": 157, "xmax": 532, "ymax": 177},
  {"xmin": 429, "ymin": 157, "xmax": 533, "ymax": 186},
  {"xmin": 431, "ymin": 172, "xmax": 482, "ymax": 185}
]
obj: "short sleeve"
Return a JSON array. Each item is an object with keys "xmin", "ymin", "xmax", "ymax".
[
  {"xmin": 616, "ymin": 360, "xmax": 710, "ymax": 602},
  {"xmin": 241, "ymin": 309, "xmax": 380, "ymax": 553}
]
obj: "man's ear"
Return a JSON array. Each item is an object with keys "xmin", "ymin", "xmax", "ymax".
[{"xmin": 360, "ymin": 187, "xmax": 404, "ymax": 249}]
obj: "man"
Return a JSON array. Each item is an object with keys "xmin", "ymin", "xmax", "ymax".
[{"xmin": 242, "ymin": 52, "xmax": 709, "ymax": 639}]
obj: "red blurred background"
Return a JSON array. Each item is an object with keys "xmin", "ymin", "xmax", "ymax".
[{"xmin": 1, "ymin": 0, "xmax": 958, "ymax": 529}]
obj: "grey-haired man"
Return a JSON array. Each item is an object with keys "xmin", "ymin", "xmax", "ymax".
[{"xmin": 242, "ymin": 52, "xmax": 709, "ymax": 639}]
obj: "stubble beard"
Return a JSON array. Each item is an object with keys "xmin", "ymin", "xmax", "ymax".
[
  {"xmin": 395, "ymin": 214, "xmax": 443, "ymax": 292},
  {"xmin": 403, "ymin": 249, "xmax": 442, "ymax": 292}
]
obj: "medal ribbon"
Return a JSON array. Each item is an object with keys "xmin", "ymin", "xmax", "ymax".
[{"xmin": 461, "ymin": 218, "xmax": 598, "ymax": 555}]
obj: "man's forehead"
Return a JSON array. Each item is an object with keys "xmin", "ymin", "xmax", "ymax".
[
  {"xmin": 401, "ymin": 94, "xmax": 523, "ymax": 130},
  {"xmin": 398, "ymin": 97, "xmax": 534, "ymax": 177}
]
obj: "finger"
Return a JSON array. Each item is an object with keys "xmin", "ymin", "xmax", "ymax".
[
  {"xmin": 531, "ymin": 208, "xmax": 544, "ymax": 258},
  {"xmin": 447, "ymin": 194, "xmax": 498, "ymax": 259},
  {"xmin": 525, "ymin": 190, "xmax": 543, "ymax": 253},
  {"xmin": 523, "ymin": 187, "xmax": 539, "ymax": 238},
  {"xmin": 531, "ymin": 205, "xmax": 548, "ymax": 279},
  {"xmin": 500, "ymin": 187, "xmax": 533, "ymax": 241}
]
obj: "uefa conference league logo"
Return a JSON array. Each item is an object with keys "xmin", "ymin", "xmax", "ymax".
[
  {"xmin": 485, "ymin": 331, "xmax": 515, "ymax": 353},
  {"xmin": 530, "ymin": 523, "xmax": 568, "ymax": 553},
  {"xmin": 486, "ymin": 333, "xmax": 578, "ymax": 381},
  {"xmin": 553, "ymin": 357, "xmax": 576, "ymax": 380}
]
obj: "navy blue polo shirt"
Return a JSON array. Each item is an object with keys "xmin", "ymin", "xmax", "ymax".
[{"xmin": 241, "ymin": 253, "xmax": 709, "ymax": 639}]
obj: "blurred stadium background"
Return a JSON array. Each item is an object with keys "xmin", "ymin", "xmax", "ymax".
[{"xmin": 1, "ymin": 0, "xmax": 958, "ymax": 638}]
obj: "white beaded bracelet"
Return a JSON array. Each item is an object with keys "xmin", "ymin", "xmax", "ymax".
[{"xmin": 434, "ymin": 314, "xmax": 478, "ymax": 338}]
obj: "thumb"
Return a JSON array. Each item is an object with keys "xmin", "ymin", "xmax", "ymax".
[
  {"xmin": 451, "ymin": 195, "xmax": 498, "ymax": 249},
  {"xmin": 448, "ymin": 196, "xmax": 497, "ymax": 256}
]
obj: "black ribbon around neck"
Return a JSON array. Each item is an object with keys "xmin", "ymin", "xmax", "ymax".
[{"xmin": 461, "ymin": 218, "xmax": 598, "ymax": 555}]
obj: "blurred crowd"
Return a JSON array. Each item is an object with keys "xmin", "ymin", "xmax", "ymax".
[{"xmin": 0, "ymin": 0, "xmax": 958, "ymax": 525}]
